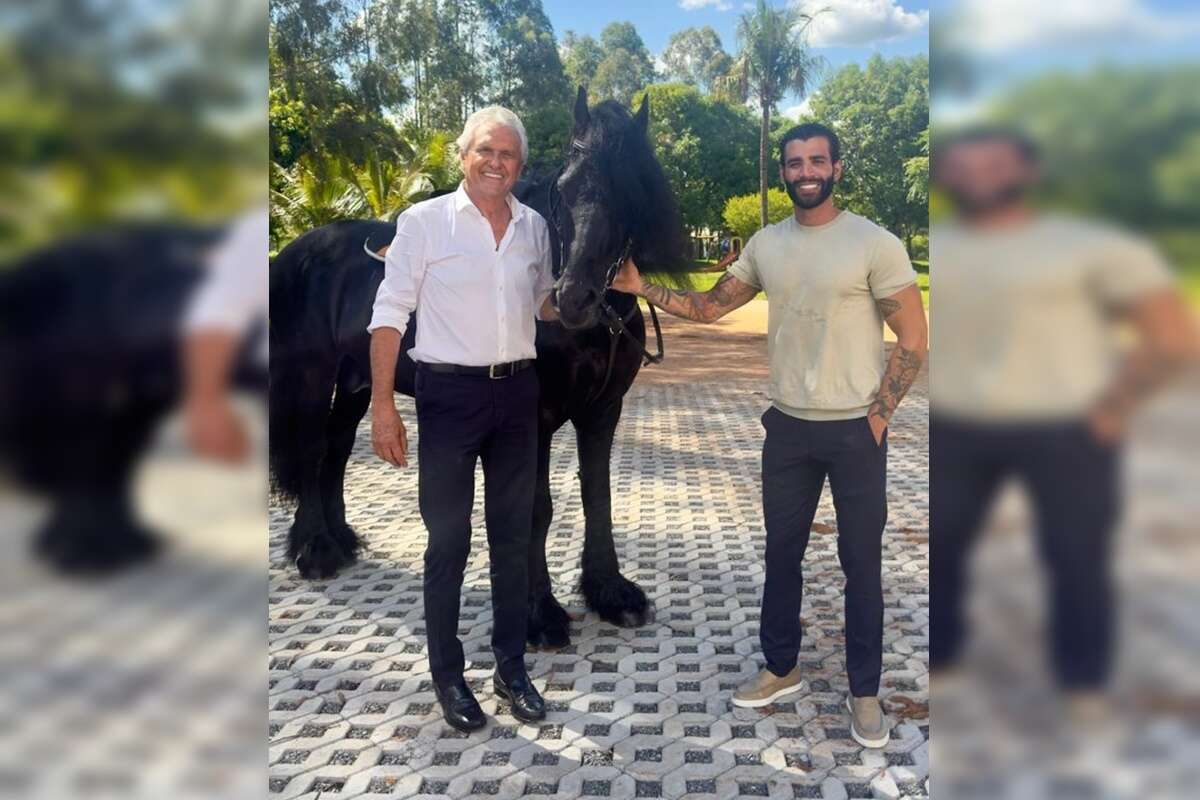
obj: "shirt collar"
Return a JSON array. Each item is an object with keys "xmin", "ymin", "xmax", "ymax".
[{"xmin": 453, "ymin": 181, "xmax": 525, "ymax": 222}]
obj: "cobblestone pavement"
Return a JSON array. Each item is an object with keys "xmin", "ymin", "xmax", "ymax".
[{"xmin": 268, "ymin": 376, "xmax": 930, "ymax": 799}]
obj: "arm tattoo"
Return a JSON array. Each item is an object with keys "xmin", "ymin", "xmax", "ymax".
[
  {"xmin": 875, "ymin": 297, "xmax": 902, "ymax": 319},
  {"xmin": 641, "ymin": 272, "xmax": 757, "ymax": 323},
  {"xmin": 868, "ymin": 345, "xmax": 924, "ymax": 424}
]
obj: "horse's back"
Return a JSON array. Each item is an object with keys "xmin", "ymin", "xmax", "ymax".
[{"xmin": 270, "ymin": 219, "xmax": 392, "ymax": 357}]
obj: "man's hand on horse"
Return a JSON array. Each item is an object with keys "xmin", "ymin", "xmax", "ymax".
[
  {"xmin": 371, "ymin": 406, "xmax": 409, "ymax": 467},
  {"xmin": 611, "ymin": 256, "xmax": 644, "ymax": 296}
]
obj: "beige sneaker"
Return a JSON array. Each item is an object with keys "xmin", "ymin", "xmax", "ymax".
[
  {"xmin": 846, "ymin": 694, "xmax": 890, "ymax": 748},
  {"xmin": 731, "ymin": 666, "xmax": 804, "ymax": 708}
]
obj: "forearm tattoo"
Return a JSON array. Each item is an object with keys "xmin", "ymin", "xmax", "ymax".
[
  {"xmin": 641, "ymin": 272, "xmax": 756, "ymax": 323},
  {"xmin": 869, "ymin": 345, "xmax": 924, "ymax": 424}
]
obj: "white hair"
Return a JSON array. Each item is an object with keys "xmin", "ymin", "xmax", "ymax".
[{"xmin": 455, "ymin": 106, "xmax": 528, "ymax": 163}]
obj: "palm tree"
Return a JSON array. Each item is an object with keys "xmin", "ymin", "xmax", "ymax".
[
  {"xmin": 730, "ymin": 0, "xmax": 825, "ymax": 228},
  {"xmin": 270, "ymin": 153, "xmax": 365, "ymax": 242}
]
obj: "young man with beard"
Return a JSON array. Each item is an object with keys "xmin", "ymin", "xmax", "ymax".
[
  {"xmin": 929, "ymin": 128, "xmax": 1196, "ymax": 718},
  {"xmin": 613, "ymin": 123, "xmax": 927, "ymax": 748}
]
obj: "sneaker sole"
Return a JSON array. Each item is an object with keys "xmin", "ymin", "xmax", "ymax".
[
  {"xmin": 845, "ymin": 696, "xmax": 889, "ymax": 748},
  {"xmin": 731, "ymin": 679, "xmax": 805, "ymax": 708}
]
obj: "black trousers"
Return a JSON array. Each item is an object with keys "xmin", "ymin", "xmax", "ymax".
[
  {"xmin": 759, "ymin": 408, "xmax": 889, "ymax": 697},
  {"xmin": 414, "ymin": 365, "xmax": 539, "ymax": 690},
  {"xmin": 929, "ymin": 415, "xmax": 1119, "ymax": 689}
]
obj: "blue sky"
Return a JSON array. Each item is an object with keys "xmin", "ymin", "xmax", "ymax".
[
  {"xmin": 930, "ymin": 0, "xmax": 1200, "ymax": 120},
  {"xmin": 541, "ymin": 0, "xmax": 930, "ymax": 116}
]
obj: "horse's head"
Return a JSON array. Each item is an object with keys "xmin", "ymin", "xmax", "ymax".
[{"xmin": 551, "ymin": 87, "xmax": 653, "ymax": 330}]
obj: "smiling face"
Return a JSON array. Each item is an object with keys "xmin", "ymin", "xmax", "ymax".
[
  {"xmin": 461, "ymin": 123, "xmax": 524, "ymax": 202},
  {"xmin": 935, "ymin": 137, "xmax": 1038, "ymax": 218},
  {"xmin": 779, "ymin": 136, "xmax": 842, "ymax": 209}
]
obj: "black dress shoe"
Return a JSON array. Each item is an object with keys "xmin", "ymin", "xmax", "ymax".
[
  {"xmin": 434, "ymin": 681, "xmax": 486, "ymax": 732},
  {"xmin": 493, "ymin": 671, "xmax": 546, "ymax": 723}
]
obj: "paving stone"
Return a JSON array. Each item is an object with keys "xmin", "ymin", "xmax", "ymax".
[{"xmin": 268, "ymin": 383, "xmax": 929, "ymax": 798}]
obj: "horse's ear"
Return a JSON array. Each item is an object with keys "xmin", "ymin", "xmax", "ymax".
[
  {"xmin": 574, "ymin": 86, "xmax": 589, "ymax": 127},
  {"xmin": 634, "ymin": 94, "xmax": 649, "ymax": 132}
]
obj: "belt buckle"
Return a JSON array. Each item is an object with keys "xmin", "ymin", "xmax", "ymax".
[{"xmin": 489, "ymin": 363, "xmax": 503, "ymax": 379}]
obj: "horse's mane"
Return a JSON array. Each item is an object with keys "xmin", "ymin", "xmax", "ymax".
[{"xmin": 587, "ymin": 100, "xmax": 692, "ymax": 280}]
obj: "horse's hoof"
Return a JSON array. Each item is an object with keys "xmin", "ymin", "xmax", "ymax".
[
  {"xmin": 35, "ymin": 522, "xmax": 161, "ymax": 575},
  {"xmin": 294, "ymin": 535, "xmax": 354, "ymax": 580},
  {"xmin": 582, "ymin": 572, "xmax": 651, "ymax": 629},
  {"xmin": 527, "ymin": 594, "xmax": 572, "ymax": 649}
]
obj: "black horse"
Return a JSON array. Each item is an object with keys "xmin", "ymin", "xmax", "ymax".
[
  {"xmin": 0, "ymin": 224, "xmax": 265, "ymax": 572},
  {"xmin": 269, "ymin": 88, "xmax": 691, "ymax": 647}
]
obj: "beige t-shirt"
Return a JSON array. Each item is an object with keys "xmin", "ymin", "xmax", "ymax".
[
  {"xmin": 728, "ymin": 211, "xmax": 918, "ymax": 421},
  {"xmin": 931, "ymin": 214, "xmax": 1173, "ymax": 421}
]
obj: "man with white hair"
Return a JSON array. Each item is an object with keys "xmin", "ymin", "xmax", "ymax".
[{"xmin": 367, "ymin": 106, "xmax": 558, "ymax": 732}]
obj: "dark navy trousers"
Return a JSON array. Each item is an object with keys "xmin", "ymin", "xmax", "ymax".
[
  {"xmin": 759, "ymin": 408, "xmax": 890, "ymax": 697},
  {"xmin": 414, "ymin": 365, "xmax": 539, "ymax": 690},
  {"xmin": 930, "ymin": 415, "xmax": 1119, "ymax": 689}
]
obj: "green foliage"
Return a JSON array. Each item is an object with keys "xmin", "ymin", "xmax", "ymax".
[
  {"xmin": 485, "ymin": 0, "xmax": 572, "ymax": 116},
  {"xmin": 2, "ymin": 0, "xmax": 263, "ymax": 258},
  {"xmin": 723, "ymin": 188, "xmax": 793, "ymax": 240},
  {"xmin": 983, "ymin": 65, "xmax": 1200, "ymax": 228},
  {"xmin": 661, "ymin": 27, "xmax": 732, "ymax": 94},
  {"xmin": 809, "ymin": 54, "xmax": 928, "ymax": 242},
  {"xmin": 635, "ymin": 84, "xmax": 759, "ymax": 230},
  {"xmin": 591, "ymin": 22, "xmax": 657, "ymax": 106},
  {"xmin": 905, "ymin": 127, "xmax": 930, "ymax": 204},
  {"xmin": 560, "ymin": 30, "xmax": 604, "ymax": 90}
]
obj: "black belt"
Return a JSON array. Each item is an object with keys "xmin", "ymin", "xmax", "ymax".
[{"xmin": 419, "ymin": 359, "xmax": 534, "ymax": 379}]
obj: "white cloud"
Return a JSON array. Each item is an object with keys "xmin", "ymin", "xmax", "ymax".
[
  {"xmin": 798, "ymin": 0, "xmax": 928, "ymax": 47},
  {"xmin": 679, "ymin": 0, "xmax": 733, "ymax": 11},
  {"xmin": 948, "ymin": 0, "xmax": 1200, "ymax": 54},
  {"xmin": 783, "ymin": 97, "xmax": 814, "ymax": 120}
]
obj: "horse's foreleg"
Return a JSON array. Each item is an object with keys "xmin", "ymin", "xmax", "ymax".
[
  {"xmin": 527, "ymin": 424, "xmax": 572, "ymax": 648},
  {"xmin": 319, "ymin": 383, "xmax": 371, "ymax": 563},
  {"xmin": 574, "ymin": 400, "xmax": 651, "ymax": 628}
]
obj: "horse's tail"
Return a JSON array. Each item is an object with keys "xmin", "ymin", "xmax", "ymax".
[
  {"xmin": 267, "ymin": 353, "xmax": 326, "ymax": 505},
  {"xmin": 267, "ymin": 238, "xmax": 336, "ymax": 505}
]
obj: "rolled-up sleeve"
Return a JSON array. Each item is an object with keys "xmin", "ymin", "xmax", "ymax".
[
  {"xmin": 533, "ymin": 217, "xmax": 556, "ymax": 320},
  {"xmin": 367, "ymin": 210, "xmax": 426, "ymax": 336}
]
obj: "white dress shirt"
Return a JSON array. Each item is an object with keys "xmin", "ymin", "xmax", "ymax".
[
  {"xmin": 183, "ymin": 206, "xmax": 269, "ymax": 364},
  {"xmin": 367, "ymin": 183, "xmax": 555, "ymax": 366}
]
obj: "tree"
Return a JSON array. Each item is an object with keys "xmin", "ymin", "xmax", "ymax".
[
  {"xmin": 905, "ymin": 127, "xmax": 929, "ymax": 204},
  {"xmin": 633, "ymin": 84, "xmax": 759, "ymax": 230},
  {"xmin": 723, "ymin": 188, "xmax": 793, "ymax": 240},
  {"xmin": 591, "ymin": 22, "xmax": 656, "ymax": 105},
  {"xmin": 661, "ymin": 26, "xmax": 732, "ymax": 94},
  {"xmin": 729, "ymin": 0, "xmax": 824, "ymax": 228},
  {"xmin": 809, "ymin": 54, "xmax": 928, "ymax": 245},
  {"xmin": 483, "ymin": 0, "xmax": 571, "ymax": 115},
  {"xmin": 984, "ymin": 65, "xmax": 1200, "ymax": 228},
  {"xmin": 560, "ymin": 30, "xmax": 603, "ymax": 90}
]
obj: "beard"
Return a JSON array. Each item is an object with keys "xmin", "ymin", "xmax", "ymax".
[
  {"xmin": 785, "ymin": 175, "xmax": 836, "ymax": 209},
  {"xmin": 946, "ymin": 182, "xmax": 1029, "ymax": 218}
]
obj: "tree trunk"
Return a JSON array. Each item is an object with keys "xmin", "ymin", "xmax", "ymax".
[{"xmin": 759, "ymin": 99, "xmax": 770, "ymax": 230}]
